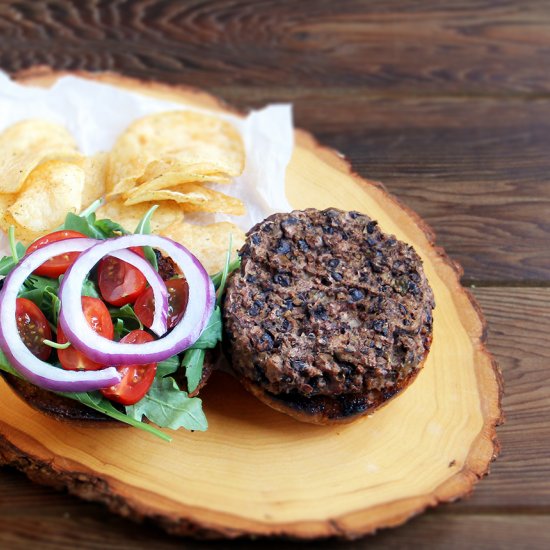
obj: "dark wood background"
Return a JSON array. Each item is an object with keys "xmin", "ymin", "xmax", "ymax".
[{"xmin": 0, "ymin": 1, "xmax": 548, "ymax": 548}]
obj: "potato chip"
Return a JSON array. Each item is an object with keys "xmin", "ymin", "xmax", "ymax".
[
  {"xmin": 121, "ymin": 166, "xmax": 232, "ymax": 205},
  {"xmin": 120, "ymin": 161, "xmax": 232, "ymax": 198},
  {"xmin": 109, "ymin": 160, "xmax": 232, "ymax": 197},
  {"xmin": 120, "ymin": 160, "xmax": 232, "ymax": 202},
  {"xmin": 95, "ymin": 198, "xmax": 183, "ymax": 234},
  {"xmin": 124, "ymin": 182, "xmax": 245, "ymax": 216},
  {"xmin": 0, "ymin": 119, "xmax": 81, "ymax": 194},
  {"xmin": 7, "ymin": 160, "xmax": 85, "ymax": 236},
  {"xmin": 107, "ymin": 111, "xmax": 244, "ymax": 193},
  {"xmin": 136, "ymin": 160, "xmax": 232, "ymax": 186},
  {"xmin": 160, "ymin": 221, "xmax": 245, "ymax": 274},
  {"xmin": 78, "ymin": 152, "xmax": 108, "ymax": 210}
]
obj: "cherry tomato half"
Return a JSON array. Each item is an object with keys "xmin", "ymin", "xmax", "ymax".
[
  {"xmin": 97, "ymin": 254, "xmax": 148, "ymax": 307},
  {"xmin": 58, "ymin": 296, "xmax": 114, "ymax": 371},
  {"xmin": 16, "ymin": 297, "xmax": 52, "ymax": 360},
  {"xmin": 134, "ymin": 278, "xmax": 189, "ymax": 330},
  {"xmin": 26, "ymin": 230, "xmax": 88, "ymax": 278},
  {"xmin": 100, "ymin": 330, "xmax": 157, "ymax": 405},
  {"xmin": 129, "ymin": 246, "xmax": 146, "ymax": 259}
]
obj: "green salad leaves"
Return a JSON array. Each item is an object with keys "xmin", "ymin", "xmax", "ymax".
[{"xmin": 0, "ymin": 203, "xmax": 240, "ymax": 441}]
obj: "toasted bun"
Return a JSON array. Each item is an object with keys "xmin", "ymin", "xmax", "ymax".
[
  {"xmin": 1, "ymin": 372, "xmax": 111, "ymax": 424},
  {"xmin": 236, "ymin": 357, "xmax": 426, "ymax": 425},
  {"xmin": 1, "ymin": 349, "xmax": 217, "ymax": 424}
]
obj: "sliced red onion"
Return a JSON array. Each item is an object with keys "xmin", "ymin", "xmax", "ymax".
[
  {"xmin": 0, "ymin": 238, "xmax": 122, "ymax": 391},
  {"xmin": 59, "ymin": 235, "xmax": 215, "ymax": 365}
]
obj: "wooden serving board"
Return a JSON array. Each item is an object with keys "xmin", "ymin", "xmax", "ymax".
[{"xmin": 0, "ymin": 68, "xmax": 502, "ymax": 540}]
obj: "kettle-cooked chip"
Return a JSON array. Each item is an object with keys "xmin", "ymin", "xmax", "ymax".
[
  {"xmin": 107, "ymin": 111, "xmax": 244, "ymax": 194},
  {"xmin": 124, "ymin": 182, "xmax": 245, "ymax": 216},
  {"xmin": 127, "ymin": 160, "xmax": 232, "ymax": 195},
  {"xmin": 0, "ymin": 113, "xmax": 248, "ymax": 255},
  {"xmin": 136, "ymin": 160, "xmax": 233, "ymax": 185},
  {"xmin": 121, "ymin": 161, "xmax": 231, "ymax": 203},
  {"xmin": 7, "ymin": 160, "xmax": 85, "ymax": 235},
  {"xmin": 96, "ymin": 198, "xmax": 183, "ymax": 234},
  {"xmin": 0, "ymin": 119, "xmax": 81, "ymax": 194},
  {"xmin": 160, "ymin": 220, "xmax": 245, "ymax": 274}
]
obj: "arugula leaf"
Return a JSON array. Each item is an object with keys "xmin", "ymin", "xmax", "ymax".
[
  {"xmin": 140, "ymin": 247, "xmax": 158, "ymax": 270},
  {"xmin": 134, "ymin": 205, "xmax": 158, "ymax": 235},
  {"xmin": 0, "ymin": 353, "xmax": 19, "ymax": 376},
  {"xmin": 17, "ymin": 275, "xmax": 61, "ymax": 326},
  {"xmin": 61, "ymin": 391, "xmax": 171, "ymax": 441},
  {"xmin": 109, "ymin": 303, "xmax": 143, "ymax": 331},
  {"xmin": 182, "ymin": 348, "xmax": 205, "ymax": 394},
  {"xmin": 17, "ymin": 288, "xmax": 44, "ymax": 304},
  {"xmin": 180, "ymin": 306, "xmax": 222, "ymax": 394},
  {"xmin": 63, "ymin": 212, "xmax": 105, "ymax": 239},
  {"xmin": 81, "ymin": 277, "xmax": 100, "ymax": 298},
  {"xmin": 19, "ymin": 275, "xmax": 98, "ymax": 321},
  {"xmin": 191, "ymin": 307, "xmax": 222, "ymax": 349},
  {"xmin": 0, "ymin": 233, "xmax": 26, "ymax": 276},
  {"xmin": 8, "ymin": 225, "xmax": 25, "ymax": 263},
  {"xmin": 126, "ymin": 377, "xmax": 207, "ymax": 431},
  {"xmin": 23, "ymin": 274, "xmax": 60, "ymax": 294},
  {"xmin": 156, "ymin": 356, "xmax": 180, "ymax": 378},
  {"xmin": 62, "ymin": 210, "xmax": 128, "ymax": 240},
  {"xmin": 113, "ymin": 318, "xmax": 126, "ymax": 340},
  {"xmin": 0, "ymin": 256, "xmax": 15, "ymax": 276},
  {"xmin": 94, "ymin": 218, "xmax": 129, "ymax": 237},
  {"xmin": 133, "ymin": 205, "xmax": 158, "ymax": 270},
  {"xmin": 42, "ymin": 288, "xmax": 61, "ymax": 326},
  {"xmin": 210, "ymin": 257, "xmax": 240, "ymax": 288},
  {"xmin": 216, "ymin": 234, "xmax": 233, "ymax": 305}
]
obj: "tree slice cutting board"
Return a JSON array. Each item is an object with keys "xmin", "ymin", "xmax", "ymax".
[{"xmin": 0, "ymin": 68, "xmax": 503, "ymax": 540}]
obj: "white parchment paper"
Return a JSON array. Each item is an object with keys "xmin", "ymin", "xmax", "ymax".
[{"xmin": 0, "ymin": 71, "xmax": 293, "ymax": 237}]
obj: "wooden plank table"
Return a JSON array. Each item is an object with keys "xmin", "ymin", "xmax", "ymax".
[{"xmin": 0, "ymin": 1, "xmax": 548, "ymax": 548}]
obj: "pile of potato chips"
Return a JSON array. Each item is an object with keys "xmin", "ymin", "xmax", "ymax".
[{"xmin": 0, "ymin": 111, "xmax": 247, "ymax": 273}]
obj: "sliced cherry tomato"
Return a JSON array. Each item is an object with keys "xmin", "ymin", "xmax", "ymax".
[
  {"xmin": 134, "ymin": 278, "xmax": 189, "ymax": 330},
  {"xmin": 100, "ymin": 330, "xmax": 157, "ymax": 405},
  {"xmin": 97, "ymin": 254, "xmax": 147, "ymax": 307},
  {"xmin": 16, "ymin": 297, "xmax": 52, "ymax": 360},
  {"xmin": 58, "ymin": 296, "xmax": 114, "ymax": 371},
  {"xmin": 129, "ymin": 246, "xmax": 146, "ymax": 259},
  {"xmin": 26, "ymin": 230, "xmax": 88, "ymax": 278}
]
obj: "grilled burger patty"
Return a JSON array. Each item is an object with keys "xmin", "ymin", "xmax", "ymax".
[{"xmin": 223, "ymin": 208, "xmax": 435, "ymax": 423}]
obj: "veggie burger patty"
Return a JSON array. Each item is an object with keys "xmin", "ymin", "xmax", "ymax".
[{"xmin": 223, "ymin": 208, "xmax": 435, "ymax": 424}]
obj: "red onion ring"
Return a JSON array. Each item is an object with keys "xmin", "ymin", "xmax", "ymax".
[
  {"xmin": 59, "ymin": 235, "xmax": 214, "ymax": 365},
  {"xmin": 0, "ymin": 238, "xmax": 122, "ymax": 391}
]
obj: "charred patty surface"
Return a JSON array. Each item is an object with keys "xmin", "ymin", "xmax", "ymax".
[{"xmin": 223, "ymin": 208, "xmax": 434, "ymax": 418}]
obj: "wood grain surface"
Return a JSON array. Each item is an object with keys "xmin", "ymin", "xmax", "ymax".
[{"xmin": 0, "ymin": 0, "xmax": 547, "ymax": 548}]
